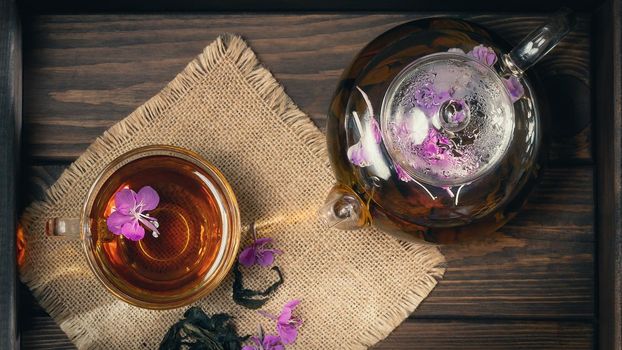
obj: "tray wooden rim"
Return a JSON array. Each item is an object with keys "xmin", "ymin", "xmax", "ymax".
[{"xmin": 1, "ymin": 1, "xmax": 620, "ymax": 349}]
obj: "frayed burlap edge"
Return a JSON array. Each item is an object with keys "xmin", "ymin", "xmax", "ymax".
[
  {"xmin": 19, "ymin": 34, "xmax": 445, "ymax": 349},
  {"xmin": 352, "ymin": 244, "xmax": 445, "ymax": 349}
]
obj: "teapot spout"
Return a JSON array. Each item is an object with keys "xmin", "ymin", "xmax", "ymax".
[
  {"xmin": 503, "ymin": 8, "xmax": 575, "ymax": 75},
  {"xmin": 318, "ymin": 185, "xmax": 369, "ymax": 230}
]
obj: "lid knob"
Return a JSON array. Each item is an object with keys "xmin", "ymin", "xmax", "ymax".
[
  {"xmin": 381, "ymin": 54, "xmax": 515, "ymax": 187},
  {"xmin": 439, "ymin": 99, "xmax": 470, "ymax": 132}
]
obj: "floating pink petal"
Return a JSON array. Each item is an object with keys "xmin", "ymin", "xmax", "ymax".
[
  {"xmin": 419, "ymin": 128, "xmax": 451, "ymax": 162},
  {"xmin": 121, "ymin": 220, "xmax": 145, "ymax": 241},
  {"xmin": 391, "ymin": 121, "xmax": 410, "ymax": 143},
  {"xmin": 114, "ymin": 188, "xmax": 136, "ymax": 215},
  {"xmin": 136, "ymin": 186, "xmax": 160, "ymax": 211},
  {"xmin": 106, "ymin": 211, "xmax": 133, "ymax": 235}
]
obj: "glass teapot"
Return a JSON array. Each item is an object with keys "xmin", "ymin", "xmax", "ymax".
[{"xmin": 320, "ymin": 9, "xmax": 575, "ymax": 244}]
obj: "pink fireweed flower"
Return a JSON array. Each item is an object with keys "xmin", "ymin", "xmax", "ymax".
[
  {"xmin": 503, "ymin": 76, "xmax": 525, "ymax": 102},
  {"xmin": 394, "ymin": 163, "xmax": 413, "ymax": 183},
  {"xmin": 391, "ymin": 120, "xmax": 411, "ymax": 144},
  {"xmin": 413, "ymin": 84, "xmax": 451, "ymax": 117},
  {"xmin": 468, "ymin": 44, "xmax": 497, "ymax": 66},
  {"xmin": 239, "ymin": 224, "xmax": 283, "ymax": 267},
  {"xmin": 419, "ymin": 128, "xmax": 451, "ymax": 162},
  {"xmin": 347, "ymin": 86, "xmax": 383, "ymax": 168},
  {"xmin": 346, "ymin": 114, "xmax": 383, "ymax": 167},
  {"xmin": 106, "ymin": 186, "xmax": 160, "ymax": 241},
  {"xmin": 347, "ymin": 142, "xmax": 371, "ymax": 167},
  {"xmin": 242, "ymin": 333, "xmax": 285, "ymax": 350},
  {"xmin": 370, "ymin": 116, "xmax": 382, "ymax": 143},
  {"xmin": 259, "ymin": 300, "xmax": 303, "ymax": 344}
]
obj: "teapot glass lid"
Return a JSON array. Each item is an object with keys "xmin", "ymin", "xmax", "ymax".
[{"xmin": 380, "ymin": 52, "xmax": 515, "ymax": 187}]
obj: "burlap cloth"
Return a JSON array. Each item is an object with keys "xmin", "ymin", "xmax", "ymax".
[{"xmin": 20, "ymin": 34, "xmax": 445, "ymax": 349}]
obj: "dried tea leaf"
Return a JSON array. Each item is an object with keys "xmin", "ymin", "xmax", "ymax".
[
  {"xmin": 159, "ymin": 307, "xmax": 247, "ymax": 350},
  {"xmin": 232, "ymin": 261, "xmax": 284, "ymax": 309}
]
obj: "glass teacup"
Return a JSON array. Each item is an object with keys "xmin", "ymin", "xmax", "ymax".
[{"xmin": 46, "ymin": 145, "xmax": 241, "ymax": 309}]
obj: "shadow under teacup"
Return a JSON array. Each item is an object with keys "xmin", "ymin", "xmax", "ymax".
[{"xmin": 46, "ymin": 145, "xmax": 241, "ymax": 309}]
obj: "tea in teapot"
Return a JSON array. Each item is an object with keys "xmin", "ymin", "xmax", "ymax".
[{"xmin": 320, "ymin": 9, "xmax": 575, "ymax": 243}]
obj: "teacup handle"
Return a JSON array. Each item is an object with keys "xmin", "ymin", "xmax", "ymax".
[{"xmin": 46, "ymin": 218, "xmax": 82, "ymax": 239}]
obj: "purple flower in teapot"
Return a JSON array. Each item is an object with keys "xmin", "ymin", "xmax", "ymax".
[
  {"xmin": 413, "ymin": 83, "xmax": 452, "ymax": 117},
  {"xmin": 503, "ymin": 75, "xmax": 525, "ymax": 102},
  {"xmin": 418, "ymin": 128, "xmax": 451, "ymax": 162},
  {"xmin": 468, "ymin": 44, "xmax": 498, "ymax": 66},
  {"xmin": 322, "ymin": 9, "xmax": 575, "ymax": 242},
  {"xmin": 346, "ymin": 87, "xmax": 382, "ymax": 167}
]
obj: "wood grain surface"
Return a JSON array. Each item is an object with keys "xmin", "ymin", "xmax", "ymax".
[
  {"xmin": 593, "ymin": 0, "xmax": 622, "ymax": 348},
  {"xmin": 19, "ymin": 13, "xmax": 595, "ymax": 349},
  {"xmin": 15, "ymin": 0, "xmax": 606, "ymax": 14},
  {"xmin": 0, "ymin": 0, "xmax": 20, "ymax": 349},
  {"xmin": 20, "ymin": 316, "xmax": 594, "ymax": 350},
  {"xmin": 22, "ymin": 13, "xmax": 591, "ymax": 162}
]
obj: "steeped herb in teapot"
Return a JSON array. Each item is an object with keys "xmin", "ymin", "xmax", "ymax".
[
  {"xmin": 381, "ymin": 51, "xmax": 516, "ymax": 187},
  {"xmin": 321, "ymin": 9, "xmax": 575, "ymax": 244}
]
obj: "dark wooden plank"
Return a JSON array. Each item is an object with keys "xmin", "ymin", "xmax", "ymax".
[
  {"xmin": 22, "ymin": 13, "xmax": 591, "ymax": 163},
  {"xmin": 21, "ymin": 316, "xmax": 74, "ymax": 350},
  {"xmin": 0, "ymin": 0, "xmax": 21, "ymax": 349},
  {"xmin": 16, "ymin": 0, "xmax": 604, "ymax": 14},
  {"xmin": 415, "ymin": 165, "xmax": 594, "ymax": 319},
  {"xmin": 20, "ymin": 316, "xmax": 593, "ymax": 350},
  {"xmin": 374, "ymin": 319, "xmax": 593, "ymax": 349},
  {"xmin": 594, "ymin": 0, "xmax": 622, "ymax": 349}
]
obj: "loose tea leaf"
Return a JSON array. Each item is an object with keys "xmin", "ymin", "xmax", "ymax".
[
  {"xmin": 232, "ymin": 261, "xmax": 284, "ymax": 309},
  {"xmin": 159, "ymin": 307, "xmax": 247, "ymax": 350}
]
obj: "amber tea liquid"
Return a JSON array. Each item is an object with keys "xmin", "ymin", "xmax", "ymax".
[{"xmin": 89, "ymin": 155, "xmax": 224, "ymax": 298}]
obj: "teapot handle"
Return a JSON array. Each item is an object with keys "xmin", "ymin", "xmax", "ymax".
[{"xmin": 502, "ymin": 8, "xmax": 576, "ymax": 75}]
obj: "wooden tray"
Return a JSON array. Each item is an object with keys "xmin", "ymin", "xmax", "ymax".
[{"xmin": 1, "ymin": 0, "xmax": 620, "ymax": 349}]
